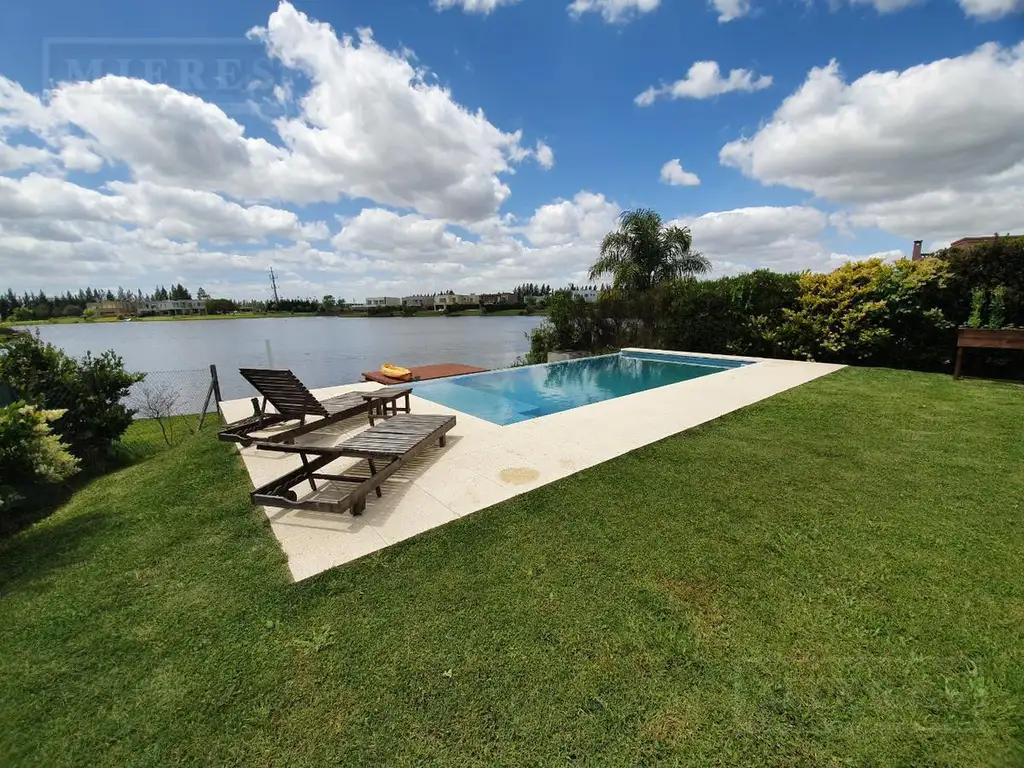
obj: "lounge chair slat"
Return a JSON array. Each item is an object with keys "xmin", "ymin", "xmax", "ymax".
[
  {"xmin": 251, "ymin": 414, "xmax": 455, "ymax": 515},
  {"xmin": 221, "ymin": 369, "xmax": 414, "ymax": 445}
]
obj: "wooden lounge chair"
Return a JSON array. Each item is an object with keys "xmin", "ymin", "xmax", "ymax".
[
  {"xmin": 218, "ymin": 368, "xmax": 410, "ymax": 446},
  {"xmin": 251, "ymin": 414, "xmax": 456, "ymax": 515}
]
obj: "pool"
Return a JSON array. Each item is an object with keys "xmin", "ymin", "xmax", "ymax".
[{"xmin": 413, "ymin": 351, "xmax": 755, "ymax": 425}]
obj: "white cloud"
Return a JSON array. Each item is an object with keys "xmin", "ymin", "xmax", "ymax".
[
  {"xmin": 711, "ymin": 0, "xmax": 752, "ymax": 22},
  {"xmin": 842, "ymin": 185, "xmax": 1024, "ymax": 245},
  {"xmin": 567, "ymin": 0, "xmax": 661, "ymax": 23},
  {"xmin": 433, "ymin": 0, "xmax": 520, "ymax": 13},
  {"xmin": 20, "ymin": 2, "xmax": 537, "ymax": 225},
  {"xmin": 535, "ymin": 141, "xmax": 555, "ymax": 170},
  {"xmin": 106, "ymin": 181, "xmax": 328, "ymax": 242},
  {"xmin": 523, "ymin": 192, "xmax": 621, "ymax": 247},
  {"xmin": 0, "ymin": 141, "xmax": 52, "ymax": 172},
  {"xmin": 849, "ymin": 0, "xmax": 922, "ymax": 12},
  {"xmin": 636, "ymin": 61, "xmax": 773, "ymax": 105},
  {"xmin": 719, "ymin": 43, "xmax": 1024, "ymax": 242},
  {"xmin": 850, "ymin": 0, "xmax": 1020, "ymax": 18},
  {"xmin": 956, "ymin": 0, "xmax": 1023, "ymax": 18},
  {"xmin": 325, "ymin": 192, "xmax": 623, "ymax": 294},
  {"xmin": 660, "ymin": 159, "xmax": 700, "ymax": 186},
  {"xmin": 673, "ymin": 205, "xmax": 851, "ymax": 273},
  {"xmin": 0, "ymin": 173, "xmax": 325, "ymax": 246},
  {"xmin": 332, "ymin": 208, "xmax": 471, "ymax": 262},
  {"xmin": 248, "ymin": 3, "xmax": 531, "ymax": 221}
]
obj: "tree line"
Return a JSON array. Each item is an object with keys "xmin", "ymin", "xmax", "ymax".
[{"xmin": 1, "ymin": 283, "xmax": 572, "ymax": 322}]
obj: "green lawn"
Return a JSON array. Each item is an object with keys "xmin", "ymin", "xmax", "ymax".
[{"xmin": 1, "ymin": 368, "xmax": 1022, "ymax": 766}]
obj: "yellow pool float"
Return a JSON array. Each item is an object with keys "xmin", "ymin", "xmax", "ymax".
[{"xmin": 380, "ymin": 363, "xmax": 413, "ymax": 381}]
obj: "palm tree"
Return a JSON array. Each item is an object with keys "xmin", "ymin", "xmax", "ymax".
[{"xmin": 589, "ymin": 209, "xmax": 710, "ymax": 293}]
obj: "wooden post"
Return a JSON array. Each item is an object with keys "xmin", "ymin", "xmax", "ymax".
[
  {"xmin": 209, "ymin": 364, "xmax": 222, "ymax": 403},
  {"xmin": 953, "ymin": 346, "xmax": 964, "ymax": 380},
  {"xmin": 197, "ymin": 365, "xmax": 224, "ymax": 430}
]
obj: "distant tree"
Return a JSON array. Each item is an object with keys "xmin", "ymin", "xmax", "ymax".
[
  {"xmin": 169, "ymin": 283, "xmax": 191, "ymax": 300},
  {"xmin": 196, "ymin": 287, "xmax": 210, "ymax": 301},
  {"xmin": 63, "ymin": 304, "xmax": 83, "ymax": 317},
  {"xmin": 11, "ymin": 307, "xmax": 33, "ymax": 322},
  {"xmin": 321, "ymin": 295, "xmax": 337, "ymax": 314},
  {"xmin": 205, "ymin": 298, "xmax": 236, "ymax": 315},
  {"xmin": 589, "ymin": 208, "xmax": 710, "ymax": 294},
  {"xmin": 154, "ymin": 286, "xmax": 169, "ymax": 301}
]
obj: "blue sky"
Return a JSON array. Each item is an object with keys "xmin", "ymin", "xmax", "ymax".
[{"xmin": 0, "ymin": 0, "xmax": 1022, "ymax": 301}]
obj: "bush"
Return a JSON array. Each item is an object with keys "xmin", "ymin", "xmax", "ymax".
[
  {"xmin": 481, "ymin": 302, "xmax": 527, "ymax": 314},
  {"xmin": 935, "ymin": 237, "xmax": 1024, "ymax": 327},
  {"xmin": 777, "ymin": 258, "xmax": 955, "ymax": 370},
  {"xmin": 0, "ymin": 332, "xmax": 143, "ymax": 462},
  {"xmin": 0, "ymin": 402, "xmax": 79, "ymax": 518},
  {"xmin": 205, "ymin": 298, "xmax": 236, "ymax": 315},
  {"xmin": 10, "ymin": 307, "xmax": 33, "ymax": 322},
  {"xmin": 441, "ymin": 303, "xmax": 479, "ymax": 315},
  {"xmin": 527, "ymin": 258, "xmax": 973, "ymax": 374},
  {"xmin": 62, "ymin": 304, "xmax": 83, "ymax": 317}
]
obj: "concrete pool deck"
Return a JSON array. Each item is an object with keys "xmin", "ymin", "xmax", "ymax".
[{"xmin": 220, "ymin": 350, "xmax": 844, "ymax": 581}]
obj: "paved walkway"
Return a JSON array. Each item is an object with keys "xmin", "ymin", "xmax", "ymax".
[{"xmin": 220, "ymin": 350, "xmax": 844, "ymax": 581}]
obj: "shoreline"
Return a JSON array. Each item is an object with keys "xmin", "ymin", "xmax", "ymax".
[{"xmin": 3, "ymin": 308, "xmax": 546, "ymax": 328}]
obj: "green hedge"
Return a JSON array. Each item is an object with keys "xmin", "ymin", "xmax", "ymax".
[{"xmin": 529, "ymin": 239, "xmax": 1024, "ymax": 376}]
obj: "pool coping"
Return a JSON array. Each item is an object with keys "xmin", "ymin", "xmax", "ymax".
[{"xmin": 221, "ymin": 349, "xmax": 845, "ymax": 581}]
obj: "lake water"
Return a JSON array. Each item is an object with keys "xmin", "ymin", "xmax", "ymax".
[{"xmin": 26, "ymin": 316, "xmax": 545, "ymax": 401}]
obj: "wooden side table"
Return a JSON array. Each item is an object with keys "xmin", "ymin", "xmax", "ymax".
[{"xmin": 361, "ymin": 386, "xmax": 413, "ymax": 426}]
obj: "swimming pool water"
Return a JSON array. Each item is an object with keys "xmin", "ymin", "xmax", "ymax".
[{"xmin": 413, "ymin": 351, "xmax": 753, "ymax": 426}]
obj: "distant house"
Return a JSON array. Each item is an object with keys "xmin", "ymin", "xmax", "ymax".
[
  {"xmin": 85, "ymin": 300, "xmax": 133, "ymax": 317},
  {"xmin": 434, "ymin": 294, "xmax": 480, "ymax": 310},
  {"xmin": 401, "ymin": 295, "xmax": 432, "ymax": 309},
  {"xmin": 572, "ymin": 286, "xmax": 602, "ymax": 303},
  {"xmin": 365, "ymin": 297, "xmax": 402, "ymax": 308},
  {"xmin": 137, "ymin": 299, "xmax": 204, "ymax": 316},
  {"xmin": 480, "ymin": 292, "xmax": 516, "ymax": 306},
  {"xmin": 949, "ymin": 234, "xmax": 1022, "ymax": 250},
  {"xmin": 912, "ymin": 233, "xmax": 1022, "ymax": 261}
]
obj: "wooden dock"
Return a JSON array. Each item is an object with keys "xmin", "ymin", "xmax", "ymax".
[{"xmin": 362, "ymin": 362, "xmax": 488, "ymax": 385}]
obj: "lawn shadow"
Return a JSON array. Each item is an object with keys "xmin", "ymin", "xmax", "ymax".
[
  {"xmin": 0, "ymin": 435, "xmax": 177, "ymax": 540},
  {"xmin": 0, "ymin": 511, "xmax": 115, "ymax": 595}
]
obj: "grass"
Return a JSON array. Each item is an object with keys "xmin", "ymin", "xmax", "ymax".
[{"xmin": 1, "ymin": 367, "xmax": 1022, "ymax": 766}]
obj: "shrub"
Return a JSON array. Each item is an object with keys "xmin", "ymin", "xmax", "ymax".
[
  {"xmin": 481, "ymin": 302, "xmax": 527, "ymax": 314},
  {"xmin": 10, "ymin": 307, "xmax": 33, "ymax": 322},
  {"xmin": 205, "ymin": 298, "xmax": 236, "ymax": 315},
  {"xmin": 441, "ymin": 303, "xmax": 479, "ymax": 315},
  {"xmin": 0, "ymin": 402, "xmax": 79, "ymax": 516},
  {"xmin": 777, "ymin": 258, "xmax": 955, "ymax": 370},
  {"xmin": 936, "ymin": 237, "xmax": 1024, "ymax": 327},
  {"xmin": 0, "ymin": 332, "xmax": 143, "ymax": 462},
  {"xmin": 62, "ymin": 304, "xmax": 83, "ymax": 317},
  {"xmin": 528, "ymin": 258, "xmax": 968, "ymax": 373}
]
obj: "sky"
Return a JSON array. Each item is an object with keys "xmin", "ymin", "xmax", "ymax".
[{"xmin": 0, "ymin": 0, "xmax": 1022, "ymax": 302}]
